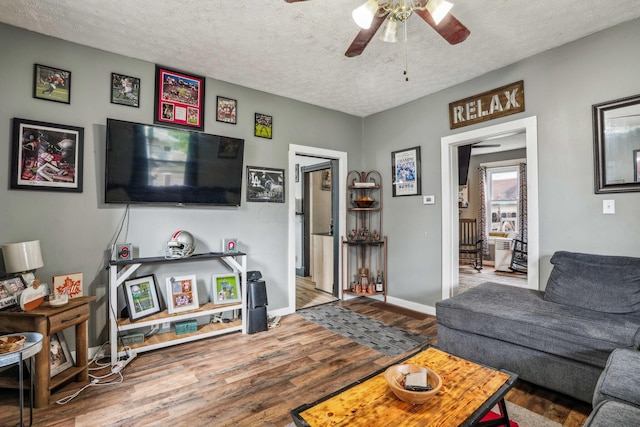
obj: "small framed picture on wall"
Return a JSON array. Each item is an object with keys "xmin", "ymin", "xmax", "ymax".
[
  {"xmin": 111, "ymin": 73, "xmax": 140, "ymax": 107},
  {"xmin": 216, "ymin": 96, "xmax": 237, "ymax": 124},
  {"xmin": 33, "ymin": 64, "xmax": 71, "ymax": 104},
  {"xmin": 254, "ymin": 113, "xmax": 273, "ymax": 139}
]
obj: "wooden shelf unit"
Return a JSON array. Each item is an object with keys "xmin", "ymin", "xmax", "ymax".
[
  {"xmin": 342, "ymin": 171, "xmax": 387, "ymax": 302},
  {"xmin": 108, "ymin": 252, "xmax": 247, "ymax": 365}
]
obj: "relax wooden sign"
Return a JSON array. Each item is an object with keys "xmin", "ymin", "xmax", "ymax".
[{"xmin": 449, "ymin": 81, "xmax": 525, "ymax": 129}]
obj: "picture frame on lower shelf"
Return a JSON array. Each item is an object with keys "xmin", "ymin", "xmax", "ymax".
[
  {"xmin": 166, "ymin": 275, "xmax": 199, "ymax": 314},
  {"xmin": 50, "ymin": 332, "xmax": 73, "ymax": 377},
  {"xmin": 124, "ymin": 275, "xmax": 162, "ymax": 321},
  {"xmin": 211, "ymin": 273, "xmax": 241, "ymax": 305}
]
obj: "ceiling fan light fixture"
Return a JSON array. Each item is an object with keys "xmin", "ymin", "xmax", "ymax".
[
  {"xmin": 426, "ymin": 0, "xmax": 453, "ymax": 25},
  {"xmin": 379, "ymin": 18, "xmax": 398, "ymax": 43},
  {"xmin": 352, "ymin": 0, "xmax": 379, "ymax": 29}
]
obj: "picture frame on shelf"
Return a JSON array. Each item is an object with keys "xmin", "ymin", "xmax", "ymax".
[
  {"xmin": 52, "ymin": 272, "xmax": 83, "ymax": 299},
  {"xmin": 166, "ymin": 275, "xmax": 199, "ymax": 314},
  {"xmin": 216, "ymin": 96, "xmax": 237, "ymax": 124},
  {"xmin": 246, "ymin": 166, "xmax": 285, "ymax": 203},
  {"xmin": 211, "ymin": 273, "xmax": 241, "ymax": 305},
  {"xmin": 110, "ymin": 72, "xmax": 140, "ymax": 107},
  {"xmin": 11, "ymin": 118, "xmax": 84, "ymax": 192},
  {"xmin": 154, "ymin": 65, "xmax": 205, "ymax": 131},
  {"xmin": 593, "ymin": 93, "xmax": 640, "ymax": 193},
  {"xmin": 33, "ymin": 64, "xmax": 71, "ymax": 104},
  {"xmin": 50, "ymin": 332, "xmax": 73, "ymax": 377},
  {"xmin": 0, "ymin": 276, "xmax": 26, "ymax": 310},
  {"xmin": 254, "ymin": 113, "xmax": 272, "ymax": 139},
  {"xmin": 124, "ymin": 275, "xmax": 162, "ymax": 321},
  {"xmin": 391, "ymin": 146, "xmax": 421, "ymax": 197}
]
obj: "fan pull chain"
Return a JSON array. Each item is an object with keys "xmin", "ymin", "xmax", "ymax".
[{"xmin": 403, "ymin": 20, "xmax": 409, "ymax": 82}]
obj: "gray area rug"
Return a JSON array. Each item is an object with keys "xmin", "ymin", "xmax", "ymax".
[{"xmin": 297, "ymin": 304, "xmax": 430, "ymax": 357}]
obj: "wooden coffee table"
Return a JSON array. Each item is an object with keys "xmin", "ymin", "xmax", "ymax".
[{"xmin": 291, "ymin": 346, "xmax": 517, "ymax": 427}]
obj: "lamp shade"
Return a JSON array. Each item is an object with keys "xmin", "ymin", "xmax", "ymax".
[
  {"xmin": 352, "ymin": 0, "xmax": 378, "ymax": 29},
  {"xmin": 2, "ymin": 240, "xmax": 44, "ymax": 273}
]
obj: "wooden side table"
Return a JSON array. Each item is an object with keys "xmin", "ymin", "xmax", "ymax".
[{"xmin": 0, "ymin": 296, "xmax": 95, "ymax": 408}]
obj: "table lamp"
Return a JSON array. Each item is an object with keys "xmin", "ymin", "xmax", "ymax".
[{"xmin": 2, "ymin": 240, "xmax": 47, "ymax": 310}]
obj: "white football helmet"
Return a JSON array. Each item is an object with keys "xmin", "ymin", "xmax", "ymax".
[{"xmin": 165, "ymin": 230, "xmax": 196, "ymax": 259}]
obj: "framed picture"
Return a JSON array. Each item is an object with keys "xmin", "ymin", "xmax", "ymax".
[
  {"xmin": 635, "ymin": 149, "xmax": 640, "ymax": 183},
  {"xmin": 111, "ymin": 72, "xmax": 140, "ymax": 107},
  {"xmin": 124, "ymin": 275, "xmax": 162, "ymax": 321},
  {"xmin": 166, "ymin": 275, "xmax": 199, "ymax": 314},
  {"xmin": 321, "ymin": 169, "xmax": 331, "ymax": 191},
  {"xmin": 11, "ymin": 118, "xmax": 84, "ymax": 192},
  {"xmin": 391, "ymin": 146, "xmax": 422, "ymax": 197},
  {"xmin": 254, "ymin": 113, "xmax": 273, "ymax": 139},
  {"xmin": 154, "ymin": 65, "xmax": 205, "ymax": 131},
  {"xmin": 216, "ymin": 96, "xmax": 237, "ymax": 124},
  {"xmin": 33, "ymin": 64, "xmax": 71, "ymax": 104},
  {"xmin": 0, "ymin": 276, "xmax": 26, "ymax": 310},
  {"xmin": 50, "ymin": 332, "xmax": 73, "ymax": 377},
  {"xmin": 211, "ymin": 273, "xmax": 241, "ymax": 305},
  {"xmin": 246, "ymin": 166, "xmax": 285, "ymax": 203},
  {"xmin": 593, "ymin": 94, "xmax": 640, "ymax": 193},
  {"xmin": 52, "ymin": 272, "xmax": 83, "ymax": 299}
]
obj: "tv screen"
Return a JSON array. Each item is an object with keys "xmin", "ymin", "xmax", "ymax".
[{"xmin": 105, "ymin": 119, "xmax": 244, "ymax": 206}]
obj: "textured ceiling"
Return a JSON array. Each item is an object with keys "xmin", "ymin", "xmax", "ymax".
[{"xmin": 2, "ymin": 0, "xmax": 640, "ymax": 117}]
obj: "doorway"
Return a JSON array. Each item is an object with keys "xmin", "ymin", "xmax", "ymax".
[
  {"xmin": 287, "ymin": 145, "xmax": 348, "ymax": 313},
  {"xmin": 440, "ymin": 117, "xmax": 540, "ymax": 300}
]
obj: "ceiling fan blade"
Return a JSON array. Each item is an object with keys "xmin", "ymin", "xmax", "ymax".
[
  {"xmin": 414, "ymin": 8, "xmax": 470, "ymax": 45},
  {"xmin": 345, "ymin": 14, "xmax": 387, "ymax": 57}
]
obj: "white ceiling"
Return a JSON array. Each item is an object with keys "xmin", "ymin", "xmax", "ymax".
[{"xmin": 2, "ymin": 0, "xmax": 640, "ymax": 117}]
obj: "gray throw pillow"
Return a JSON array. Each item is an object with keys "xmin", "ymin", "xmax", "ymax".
[{"xmin": 544, "ymin": 251, "xmax": 640, "ymax": 313}]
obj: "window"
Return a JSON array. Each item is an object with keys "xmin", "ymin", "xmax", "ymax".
[{"xmin": 487, "ymin": 166, "xmax": 518, "ymax": 232}]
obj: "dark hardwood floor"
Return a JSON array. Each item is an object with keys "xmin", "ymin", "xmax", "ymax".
[{"xmin": 0, "ymin": 298, "xmax": 591, "ymax": 427}]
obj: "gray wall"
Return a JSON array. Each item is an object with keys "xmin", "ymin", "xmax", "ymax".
[
  {"xmin": 363, "ymin": 18, "xmax": 640, "ymax": 307},
  {"xmin": 0, "ymin": 24, "xmax": 362, "ymax": 346}
]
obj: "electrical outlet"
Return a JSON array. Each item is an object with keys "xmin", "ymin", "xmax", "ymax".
[{"xmin": 603, "ymin": 200, "xmax": 615, "ymax": 214}]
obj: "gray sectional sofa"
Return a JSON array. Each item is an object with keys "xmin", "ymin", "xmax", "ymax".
[{"xmin": 436, "ymin": 251, "xmax": 640, "ymax": 404}]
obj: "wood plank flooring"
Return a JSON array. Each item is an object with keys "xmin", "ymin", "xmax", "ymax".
[
  {"xmin": 457, "ymin": 264, "xmax": 528, "ymax": 295},
  {"xmin": 0, "ymin": 298, "xmax": 590, "ymax": 427},
  {"xmin": 296, "ymin": 276, "xmax": 338, "ymax": 310}
]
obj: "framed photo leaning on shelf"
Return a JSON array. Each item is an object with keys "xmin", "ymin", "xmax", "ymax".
[
  {"xmin": 166, "ymin": 275, "xmax": 199, "ymax": 314},
  {"xmin": 50, "ymin": 332, "xmax": 73, "ymax": 377},
  {"xmin": 211, "ymin": 273, "xmax": 241, "ymax": 305},
  {"xmin": 124, "ymin": 275, "xmax": 162, "ymax": 321}
]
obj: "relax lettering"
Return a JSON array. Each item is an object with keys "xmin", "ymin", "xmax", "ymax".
[{"xmin": 452, "ymin": 88, "xmax": 520, "ymax": 124}]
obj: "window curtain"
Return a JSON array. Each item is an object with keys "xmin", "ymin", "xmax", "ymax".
[
  {"xmin": 517, "ymin": 162, "xmax": 528, "ymax": 242},
  {"xmin": 478, "ymin": 166, "xmax": 489, "ymax": 255}
]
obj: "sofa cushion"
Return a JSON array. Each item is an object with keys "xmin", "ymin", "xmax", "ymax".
[
  {"xmin": 544, "ymin": 251, "xmax": 640, "ymax": 314},
  {"xmin": 583, "ymin": 400, "xmax": 640, "ymax": 427},
  {"xmin": 593, "ymin": 348, "xmax": 640, "ymax": 408},
  {"xmin": 436, "ymin": 282, "xmax": 640, "ymax": 368}
]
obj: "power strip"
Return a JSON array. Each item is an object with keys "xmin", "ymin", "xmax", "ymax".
[{"xmin": 112, "ymin": 350, "xmax": 137, "ymax": 374}]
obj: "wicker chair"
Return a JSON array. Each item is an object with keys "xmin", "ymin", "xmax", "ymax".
[{"xmin": 459, "ymin": 218, "xmax": 483, "ymax": 271}]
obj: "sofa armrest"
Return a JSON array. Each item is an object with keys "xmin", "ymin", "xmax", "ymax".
[{"xmin": 593, "ymin": 348, "xmax": 640, "ymax": 409}]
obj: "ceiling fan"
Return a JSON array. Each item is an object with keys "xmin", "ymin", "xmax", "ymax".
[{"xmin": 285, "ymin": 0, "xmax": 470, "ymax": 57}]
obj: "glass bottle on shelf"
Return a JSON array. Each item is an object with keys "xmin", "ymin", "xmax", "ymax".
[{"xmin": 375, "ymin": 271, "xmax": 383, "ymax": 292}]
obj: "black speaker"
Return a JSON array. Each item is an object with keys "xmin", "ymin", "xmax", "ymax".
[
  {"xmin": 247, "ymin": 270, "xmax": 262, "ymax": 282},
  {"xmin": 248, "ymin": 280, "xmax": 268, "ymax": 309},
  {"xmin": 247, "ymin": 306, "xmax": 268, "ymax": 334}
]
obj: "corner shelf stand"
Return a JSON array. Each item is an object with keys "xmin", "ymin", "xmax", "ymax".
[{"xmin": 342, "ymin": 170, "xmax": 387, "ymax": 302}]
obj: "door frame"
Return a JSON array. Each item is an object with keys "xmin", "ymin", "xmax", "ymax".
[
  {"xmin": 288, "ymin": 145, "xmax": 347, "ymax": 313},
  {"xmin": 440, "ymin": 116, "xmax": 540, "ymax": 299}
]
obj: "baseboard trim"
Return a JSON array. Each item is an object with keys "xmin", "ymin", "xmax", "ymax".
[{"xmin": 385, "ymin": 295, "xmax": 436, "ymax": 316}]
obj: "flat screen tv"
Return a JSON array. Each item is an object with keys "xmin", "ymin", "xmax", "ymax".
[{"xmin": 105, "ymin": 118, "xmax": 244, "ymax": 206}]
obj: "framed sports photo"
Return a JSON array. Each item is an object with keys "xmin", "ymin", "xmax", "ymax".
[
  {"xmin": 154, "ymin": 65, "xmax": 205, "ymax": 131},
  {"xmin": 246, "ymin": 166, "xmax": 285, "ymax": 203},
  {"xmin": 33, "ymin": 64, "xmax": 71, "ymax": 104},
  {"xmin": 11, "ymin": 118, "xmax": 84, "ymax": 192},
  {"xmin": 391, "ymin": 146, "xmax": 422, "ymax": 197},
  {"xmin": 254, "ymin": 113, "xmax": 272, "ymax": 139},
  {"xmin": 211, "ymin": 273, "xmax": 241, "ymax": 305},
  {"xmin": 166, "ymin": 275, "xmax": 199, "ymax": 314},
  {"xmin": 216, "ymin": 96, "xmax": 237, "ymax": 124},
  {"xmin": 50, "ymin": 332, "xmax": 73, "ymax": 377},
  {"xmin": 111, "ymin": 72, "xmax": 140, "ymax": 107},
  {"xmin": 124, "ymin": 275, "xmax": 162, "ymax": 321}
]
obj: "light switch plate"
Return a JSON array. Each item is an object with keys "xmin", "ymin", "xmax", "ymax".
[
  {"xmin": 603, "ymin": 199, "xmax": 615, "ymax": 214},
  {"xmin": 423, "ymin": 195, "xmax": 435, "ymax": 205}
]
